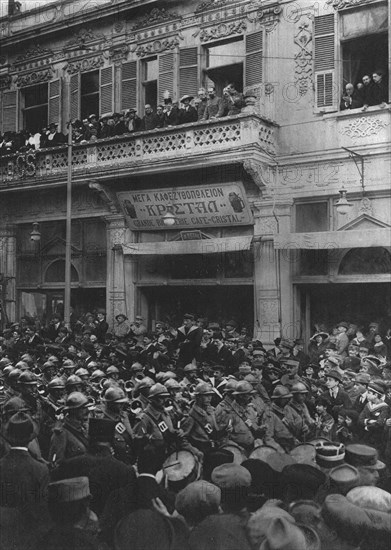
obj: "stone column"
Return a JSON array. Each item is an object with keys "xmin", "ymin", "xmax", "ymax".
[
  {"xmin": 252, "ymin": 200, "xmax": 293, "ymax": 345},
  {"xmin": 0, "ymin": 224, "xmax": 16, "ymax": 324},
  {"xmin": 105, "ymin": 215, "xmax": 127, "ymax": 329}
]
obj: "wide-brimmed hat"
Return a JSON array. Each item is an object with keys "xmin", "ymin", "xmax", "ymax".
[
  {"xmin": 180, "ymin": 94, "xmax": 194, "ymax": 103},
  {"xmin": 310, "ymin": 332, "xmax": 329, "ymax": 341},
  {"xmin": 115, "ymin": 313, "xmax": 128, "ymax": 321},
  {"xmin": 326, "ymin": 370, "xmax": 343, "ymax": 383}
]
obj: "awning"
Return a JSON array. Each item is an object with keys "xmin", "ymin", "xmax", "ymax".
[
  {"xmin": 122, "ymin": 236, "xmax": 253, "ymax": 255},
  {"xmin": 274, "ymin": 229, "xmax": 391, "ymax": 250}
]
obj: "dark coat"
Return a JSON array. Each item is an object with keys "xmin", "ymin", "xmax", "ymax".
[
  {"xmin": 142, "ymin": 113, "xmax": 159, "ymax": 131},
  {"xmin": 95, "ymin": 320, "xmax": 109, "ymax": 343},
  {"xmin": 178, "ymin": 105, "xmax": 198, "ymax": 124},
  {"xmin": 321, "ymin": 387, "xmax": 352, "ymax": 417},
  {"xmin": 340, "ymin": 90, "xmax": 363, "ymax": 110},
  {"xmin": 163, "ymin": 106, "xmax": 180, "ymax": 126},
  {"xmin": 176, "ymin": 325, "xmax": 203, "ymax": 366}
]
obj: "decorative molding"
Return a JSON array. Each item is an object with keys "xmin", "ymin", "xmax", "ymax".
[
  {"xmin": 108, "ymin": 45, "xmax": 129, "ymax": 65},
  {"xmin": 259, "ymin": 299, "xmax": 279, "ymax": 324},
  {"xmin": 196, "ymin": 0, "xmax": 229, "ymax": 13},
  {"xmin": 134, "ymin": 36, "xmax": 181, "ymax": 57},
  {"xmin": 15, "ymin": 67, "xmax": 53, "ymax": 87},
  {"xmin": 248, "ymin": 5, "xmax": 282, "ymax": 32},
  {"xmin": 294, "ymin": 19, "xmax": 313, "ymax": 96},
  {"xmin": 0, "ymin": 75, "xmax": 12, "ymax": 91},
  {"xmin": 198, "ymin": 20, "xmax": 247, "ymax": 41},
  {"xmin": 15, "ymin": 44, "xmax": 53, "ymax": 63},
  {"xmin": 358, "ymin": 197, "xmax": 373, "ymax": 216},
  {"xmin": 64, "ymin": 55, "xmax": 105, "ymax": 74},
  {"xmin": 339, "ymin": 116, "xmax": 389, "ymax": 139},
  {"xmin": 326, "ymin": 0, "xmax": 377, "ymax": 9},
  {"xmin": 131, "ymin": 8, "xmax": 181, "ymax": 30},
  {"xmin": 89, "ymin": 181, "xmax": 121, "ymax": 214},
  {"xmin": 243, "ymin": 159, "xmax": 269, "ymax": 191},
  {"xmin": 64, "ymin": 28, "xmax": 107, "ymax": 50}
]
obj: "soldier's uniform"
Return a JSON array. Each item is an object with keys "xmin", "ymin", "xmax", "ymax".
[
  {"xmin": 49, "ymin": 416, "xmax": 89, "ymax": 465},
  {"xmin": 284, "ymin": 400, "xmax": 315, "ymax": 442},
  {"xmin": 182, "ymin": 401, "xmax": 224, "ymax": 454},
  {"xmin": 95, "ymin": 405, "xmax": 134, "ymax": 464}
]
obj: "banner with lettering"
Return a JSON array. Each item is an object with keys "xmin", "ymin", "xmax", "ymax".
[{"xmin": 117, "ymin": 183, "xmax": 253, "ymax": 230}]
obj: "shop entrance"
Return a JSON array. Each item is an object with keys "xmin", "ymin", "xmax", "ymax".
[
  {"xmin": 139, "ymin": 285, "xmax": 254, "ymax": 332},
  {"xmin": 298, "ymin": 283, "xmax": 391, "ymax": 339}
]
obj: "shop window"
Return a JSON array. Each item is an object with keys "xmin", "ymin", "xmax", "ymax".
[
  {"xmin": 85, "ymin": 254, "xmax": 106, "ymax": 282},
  {"xmin": 204, "ymin": 37, "xmax": 244, "ymax": 95},
  {"xmin": 45, "ymin": 260, "xmax": 79, "ymax": 283},
  {"xmin": 224, "ymin": 250, "xmax": 253, "ymax": 278},
  {"xmin": 296, "ymin": 202, "xmax": 328, "ymax": 233},
  {"xmin": 339, "ymin": 247, "xmax": 391, "ymax": 275},
  {"xmin": 22, "ymin": 83, "xmax": 48, "ymax": 133},
  {"xmin": 80, "ymin": 70, "xmax": 99, "ymax": 120},
  {"xmin": 169, "ymin": 254, "xmax": 219, "ymax": 279}
]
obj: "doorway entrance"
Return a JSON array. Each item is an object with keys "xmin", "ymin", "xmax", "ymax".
[{"xmin": 139, "ymin": 285, "xmax": 254, "ymax": 331}]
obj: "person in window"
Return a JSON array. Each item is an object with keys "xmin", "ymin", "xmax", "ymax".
[
  {"xmin": 163, "ymin": 97, "xmax": 179, "ymax": 126},
  {"xmin": 340, "ymin": 82, "xmax": 363, "ymax": 110},
  {"xmin": 178, "ymin": 95, "xmax": 198, "ymax": 124},
  {"xmin": 195, "ymin": 87, "xmax": 207, "ymax": 120},
  {"xmin": 142, "ymin": 104, "xmax": 158, "ymax": 131},
  {"xmin": 360, "ymin": 74, "xmax": 376, "ymax": 110},
  {"xmin": 46, "ymin": 122, "xmax": 66, "ymax": 147},
  {"xmin": 370, "ymin": 70, "xmax": 388, "ymax": 108},
  {"xmin": 87, "ymin": 114, "xmax": 100, "ymax": 140},
  {"xmin": 112, "ymin": 112, "xmax": 126, "ymax": 136},
  {"xmin": 223, "ymin": 83, "xmax": 244, "ymax": 116},
  {"xmin": 203, "ymin": 85, "xmax": 225, "ymax": 120},
  {"xmin": 155, "ymin": 104, "xmax": 165, "ymax": 128},
  {"xmin": 125, "ymin": 108, "xmax": 142, "ymax": 133},
  {"xmin": 99, "ymin": 113, "xmax": 112, "ymax": 139}
]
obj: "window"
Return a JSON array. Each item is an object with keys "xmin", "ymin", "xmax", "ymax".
[
  {"xmin": 142, "ymin": 57, "xmax": 158, "ymax": 110},
  {"xmin": 296, "ymin": 202, "xmax": 328, "ymax": 233},
  {"xmin": 342, "ymin": 33, "xmax": 388, "ymax": 93},
  {"xmin": 80, "ymin": 70, "xmax": 99, "ymax": 120},
  {"xmin": 204, "ymin": 37, "xmax": 244, "ymax": 95},
  {"xmin": 22, "ymin": 84, "xmax": 48, "ymax": 133}
]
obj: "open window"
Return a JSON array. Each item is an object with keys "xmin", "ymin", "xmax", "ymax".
[
  {"xmin": 342, "ymin": 33, "xmax": 388, "ymax": 93},
  {"xmin": 22, "ymin": 83, "xmax": 48, "ymax": 133},
  {"xmin": 142, "ymin": 57, "xmax": 158, "ymax": 111},
  {"xmin": 80, "ymin": 70, "xmax": 99, "ymax": 120},
  {"xmin": 203, "ymin": 37, "xmax": 244, "ymax": 95}
]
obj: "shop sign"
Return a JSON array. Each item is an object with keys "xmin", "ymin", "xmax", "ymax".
[{"xmin": 117, "ymin": 183, "xmax": 253, "ymax": 231}]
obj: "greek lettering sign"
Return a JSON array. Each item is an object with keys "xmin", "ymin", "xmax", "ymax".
[{"xmin": 117, "ymin": 183, "xmax": 253, "ymax": 230}]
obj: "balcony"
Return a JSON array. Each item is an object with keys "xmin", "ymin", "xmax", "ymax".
[{"xmin": 0, "ymin": 113, "xmax": 277, "ymax": 189}]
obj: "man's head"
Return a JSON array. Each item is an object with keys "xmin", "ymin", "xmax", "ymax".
[
  {"xmin": 372, "ymin": 70, "xmax": 383, "ymax": 83},
  {"xmin": 362, "ymin": 75, "xmax": 371, "ymax": 86},
  {"xmin": 345, "ymin": 83, "xmax": 354, "ymax": 95},
  {"xmin": 198, "ymin": 88, "xmax": 206, "ymax": 100},
  {"xmin": 145, "ymin": 104, "xmax": 152, "ymax": 115},
  {"xmin": 183, "ymin": 313, "xmax": 195, "ymax": 327},
  {"xmin": 156, "ymin": 105, "xmax": 164, "ymax": 115},
  {"xmin": 207, "ymin": 86, "xmax": 216, "ymax": 98}
]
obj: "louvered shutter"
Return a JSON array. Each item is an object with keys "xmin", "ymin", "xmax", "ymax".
[
  {"xmin": 121, "ymin": 61, "xmax": 137, "ymax": 111},
  {"xmin": 2, "ymin": 90, "xmax": 17, "ymax": 132},
  {"xmin": 314, "ymin": 14, "xmax": 337, "ymax": 112},
  {"xmin": 179, "ymin": 47, "xmax": 198, "ymax": 98},
  {"xmin": 48, "ymin": 78, "xmax": 62, "ymax": 128},
  {"xmin": 158, "ymin": 52, "xmax": 175, "ymax": 103},
  {"xmin": 70, "ymin": 73, "xmax": 80, "ymax": 120},
  {"xmin": 100, "ymin": 66, "xmax": 113, "ymax": 115},
  {"xmin": 245, "ymin": 31, "xmax": 263, "ymax": 88}
]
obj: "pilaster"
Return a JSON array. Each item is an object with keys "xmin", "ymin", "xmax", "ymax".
[
  {"xmin": 105, "ymin": 215, "xmax": 127, "ymax": 329},
  {"xmin": 0, "ymin": 224, "xmax": 17, "ymax": 324}
]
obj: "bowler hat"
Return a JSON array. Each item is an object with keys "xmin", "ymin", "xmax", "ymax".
[
  {"xmin": 49, "ymin": 477, "xmax": 90, "ymax": 503},
  {"xmin": 326, "ymin": 369, "xmax": 343, "ymax": 383},
  {"xmin": 5, "ymin": 411, "xmax": 36, "ymax": 445}
]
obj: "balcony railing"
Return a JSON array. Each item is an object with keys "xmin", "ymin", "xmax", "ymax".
[{"xmin": 0, "ymin": 113, "xmax": 276, "ymax": 187}]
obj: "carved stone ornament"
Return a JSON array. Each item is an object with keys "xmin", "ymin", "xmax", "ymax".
[
  {"xmin": 248, "ymin": 5, "xmax": 282, "ymax": 32},
  {"xmin": 16, "ymin": 45, "xmax": 53, "ymax": 63},
  {"xmin": 358, "ymin": 197, "xmax": 373, "ymax": 216},
  {"xmin": 0, "ymin": 74, "xmax": 12, "ymax": 91},
  {"xmin": 195, "ymin": 0, "xmax": 229, "ymax": 13},
  {"xmin": 64, "ymin": 55, "xmax": 105, "ymax": 74},
  {"xmin": 132, "ymin": 8, "xmax": 181, "ymax": 30},
  {"xmin": 135, "ymin": 36, "xmax": 181, "ymax": 58},
  {"xmin": 108, "ymin": 45, "xmax": 129, "ymax": 65},
  {"xmin": 199, "ymin": 20, "xmax": 247, "ymax": 41},
  {"xmin": 89, "ymin": 182, "xmax": 120, "ymax": 214},
  {"xmin": 64, "ymin": 28, "xmax": 107, "ymax": 50},
  {"xmin": 294, "ymin": 19, "xmax": 313, "ymax": 96},
  {"xmin": 326, "ymin": 0, "xmax": 376, "ymax": 9},
  {"xmin": 260, "ymin": 299, "xmax": 279, "ymax": 324},
  {"xmin": 340, "ymin": 116, "xmax": 389, "ymax": 139},
  {"xmin": 15, "ymin": 67, "xmax": 53, "ymax": 87}
]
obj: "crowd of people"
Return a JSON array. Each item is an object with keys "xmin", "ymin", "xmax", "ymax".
[
  {"xmin": 340, "ymin": 69, "xmax": 388, "ymax": 111},
  {"xmin": 0, "ymin": 311, "xmax": 390, "ymax": 550},
  {"xmin": 0, "ymin": 84, "xmax": 245, "ymax": 157}
]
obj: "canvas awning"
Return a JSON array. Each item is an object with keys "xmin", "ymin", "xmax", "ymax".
[
  {"xmin": 273, "ymin": 229, "xmax": 391, "ymax": 249},
  {"xmin": 122, "ymin": 236, "xmax": 253, "ymax": 255}
]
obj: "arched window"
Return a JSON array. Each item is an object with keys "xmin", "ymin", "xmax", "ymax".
[
  {"xmin": 338, "ymin": 247, "xmax": 391, "ymax": 275},
  {"xmin": 45, "ymin": 260, "xmax": 79, "ymax": 283}
]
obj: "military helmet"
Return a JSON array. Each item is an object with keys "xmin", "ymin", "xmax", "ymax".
[
  {"xmin": 65, "ymin": 375, "xmax": 83, "ymax": 388},
  {"xmin": 64, "ymin": 391, "xmax": 90, "ymax": 410},
  {"xmin": 48, "ymin": 377, "xmax": 65, "ymax": 390},
  {"xmin": 194, "ymin": 382, "xmax": 215, "ymax": 395},
  {"xmin": 291, "ymin": 382, "xmax": 309, "ymax": 394},
  {"xmin": 103, "ymin": 386, "xmax": 128, "ymax": 403},
  {"xmin": 18, "ymin": 371, "xmax": 39, "ymax": 385},
  {"xmin": 107, "ymin": 365, "xmax": 119, "ymax": 375},
  {"xmin": 232, "ymin": 381, "xmax": 255, "ymax": 395},
  {"xmin": 149, "ymin": 383, "xmax": 169, "ymax": 398}
]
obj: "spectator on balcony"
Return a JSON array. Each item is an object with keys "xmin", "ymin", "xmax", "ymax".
[
  {"xmin": 340, "ymin": 83, "xmax": 363, "ymax": 111},
  {"xmin": 195, "ymin": 88, "xmax": 207, "ymax": 119},
  {"xmin": 178, "ymin": 95, "xmax": 198, "ymax": 124},
  {"xmin": 87, "ymin": 114, "xmax": 100, "ymax": 140},
  {"xmin": 142, "ymin": 104, "xmax": 159, "ymax": 131},
  {"xmin": 223, "ymin": 83, "xmax": 244, "ymax": 116},
  {"xmin": 203, "ymin": 86, "xmax": 225, "ymax": 120},
  {"xmin": 163, "ymin": 97, "xmax": 179, "ymax": 127},
  {"xmin": 360, "ymin": 74, "xmax": 376, "ymax": 110},
  {"xmin": 72, "ymin": 120, "xmax": 88, "ymax": 145},
  {"xmin": 45, "ymin": 123, "xmax": 67, "ymax": 147},
  {"xmin": 112, "ymin": 112, "xmax": 126, "ymax": 136},
  {"xmin": 371, "ymin": 70, "xmax": 388, "ymax": 108},
  {"xmin": 99, "ymin": 114, "xmax": 112, "ymax": 139},
  {"xmin": 0, "ymin": 132, "xmax": 15, "ymax": 154},
  {"xmin": 125, "ymin": 108, "xmax": 142, "ymax": 133},
  {"xmin": 155, "ymin": 105, "xmax": 165, "ymax": 128}
]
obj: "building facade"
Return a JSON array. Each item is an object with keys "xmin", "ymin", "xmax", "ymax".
[{"xmin": 0, "ymin": 0, "xmax": 390, "ymax": 343}]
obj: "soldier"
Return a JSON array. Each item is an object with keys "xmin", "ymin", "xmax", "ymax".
[
  {"xmin": 284, "ymin": 382, "xmax": 315, "ymax": 442},
  {"xmin": 267, "ymin": 385, "xmax": 297, "ymax": 452},
  {"xmin": 65, "ymin": 374, "xmax": 83, "ymax": 396},
  {"xmin": 1, "ymin": 368, "xmax": 21, "ymax": 406},
  {"xmin": 18, "ymin": 371, "xmax": 43, "ymax": 427},
  {"xmin": 95, "ymin": 387, "xmax": 134, "ymax": 464},
  {"xmin": 165, "ymin": 378, "xmax": 188, "ymax": 424},
  {"xmin": 49, "ymin": 392, "xmax": 92, "ymax": 466},
  {"xmin": 182, "ymin": 382, "xmax": 226, "ymax": 455},
  {"xmin": 39, "ymin": 377, "xmax": 66, "ymax": 459}
]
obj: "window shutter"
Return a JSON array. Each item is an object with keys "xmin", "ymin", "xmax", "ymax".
[
  {"xmin": 314, "ymin": 14, "xmax": 337, "ymax": 112},
  {"xmin": 158, "ymin": 52, "xmax": 175, "ymax": 103},
  {"xmin": 179, "ymin": 47, "xmax": 198, "ymax": 98},
  {"xmin": 100, "ymin": 66, "xmax": 113, "ymax": 115},
  {"xmin": 245, "ymin": 31, "xmax": 263, "ymax": 88},
  {"xmin": 2, "ymin": 90, "xmax": 17, "ymax": 132},
  {"xmin": 121, "ymin": 61, "xmax": 137, "ymax": 112},
  {"xmin": 48, "ymin": 78, "xmax": 62, "ymax": 128},
  {"xmin": 70, "ymin": 73, "xmax": 80, "ymax": 120}
]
